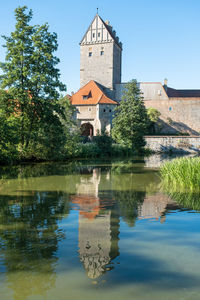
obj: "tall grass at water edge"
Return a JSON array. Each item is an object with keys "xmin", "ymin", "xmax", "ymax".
[{"xmin": 160, "ymin": 156, "xmax": 200, "ymax": 189}]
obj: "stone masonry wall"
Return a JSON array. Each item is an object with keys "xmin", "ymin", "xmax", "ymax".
[
  {"xmin": 145, "ymin": 136, "xmax": 200, "ymax": 153},
  {"xmin": 113, "ymin": 43, "xmax": 122, "ymax": 86},
  {"xmin": 80, "ymin": 43, "xmax": 114, "ymax": 89},
  {"xmin": 144, "ymin": 98, "xmax": 200, "ymax": 135}
]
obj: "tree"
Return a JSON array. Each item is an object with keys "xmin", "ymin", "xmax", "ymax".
[
  {"xmin": 0, "ymin": 6, "xmax": 67, "ymax": 158},
  {"xmin": 147, "ymin": 107, "xmax": 161, "ymax": 134},
  {"xmin": 112, "ymin": 79, "xmax": 149, "ymax": 153},
  {"xmin": 94, "ymin": 130, "xmax": 112, "ymax": 156},
  {"xmin": 0, "ymin": 90, "xmax": 20, "ymax": 163}
]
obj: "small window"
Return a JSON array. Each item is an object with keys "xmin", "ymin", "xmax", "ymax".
[
  {"xmin": 83, "ymin": 95, "xmax": 88, "ymax": 100},
  {"xmin": 109, "ymin": 109, "xmax": 112, "ymax": 112},
  {"xmin": 89, "ymin": 52, "xmax": 92, "ymax": 57},
  {"xmin": 100, "ymin": 51, "xmax": 104, "ymax": 56},
  {"xmin": 92, "ymin": 33, "xmax": 95, "ymax": 38},
  {"xmin": 88, "ymin": 108, "xmax": 91, "ymax": 111},
  {"xmin": 98, "ymin": 32, "xmax": 100, "ymax": 37},
  {"xmin": 103, "ymin": 109, "xmax": 106, "ymax": 112}
]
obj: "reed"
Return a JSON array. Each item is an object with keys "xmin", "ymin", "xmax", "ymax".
[
  {"xmin": 160, "ymin": 156, "xmax": 200, "ymax": 189},
  {"xmin": 167, "ymin": 190, "xmax": 200, "ymax": 210}
]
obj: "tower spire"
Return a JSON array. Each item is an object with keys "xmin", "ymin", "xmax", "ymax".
[{"xmin": 96, "ymin": 7, "xmax": 99, "ymax": 15}]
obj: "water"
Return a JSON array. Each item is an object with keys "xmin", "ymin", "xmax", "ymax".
[{"xmin": 0, "ymin": 156, "xmax": 200, "ymax": 300}]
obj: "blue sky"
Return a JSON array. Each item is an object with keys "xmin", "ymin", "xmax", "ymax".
[{"xmin": 0, "ymin": 0, "xmax": 199, "ymax": 93}]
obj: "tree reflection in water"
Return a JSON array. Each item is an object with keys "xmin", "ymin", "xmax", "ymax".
[
  {"xmin": 0, "ymin": 160, "xmax": 181, "ymax": 295},
  {"xmin": 0, "ymin": 190, "xmax": 70, "ymax": 300}
]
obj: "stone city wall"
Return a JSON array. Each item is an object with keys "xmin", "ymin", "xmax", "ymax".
[
  {"xmin": 144, "ymin": 98, "xmax": 200, "ymax": 135},
  {"xmin": 145, "ymin": 136, "xmax": 200, "ymax": 153}
]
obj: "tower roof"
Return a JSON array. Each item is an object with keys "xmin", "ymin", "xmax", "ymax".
[
  {"xmin": 80, "ymin": 13, "xmax": 122, "ymax": 49},
  {"xmin": 70, "ymin": 80, "xmax": 118, "ymax": 105}
]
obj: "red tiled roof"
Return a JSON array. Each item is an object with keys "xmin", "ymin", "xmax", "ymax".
[
  {"xmin": 71, "ymin": 195, "xmax": 100, "ymax": 220},
  {"xmin": 70, "ymin": 80, "xmax": 117, "ymax": 105}
]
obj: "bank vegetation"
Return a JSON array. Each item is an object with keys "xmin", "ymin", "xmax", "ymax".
[{"xmin": 160, "ymin": 156, "xmax": 200, "ymax": 189}]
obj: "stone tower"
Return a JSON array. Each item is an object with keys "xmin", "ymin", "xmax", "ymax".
[{"xmin": 80, "ymin": 13, "xmax": 122, "ymax": 96}]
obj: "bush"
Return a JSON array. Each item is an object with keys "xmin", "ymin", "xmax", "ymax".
[
  {"xmin": 67, "ymin": 142, "xmax": 101, "ymax": 159},
  {"xmin": 111, "ymin": 144, "xmax": 133, "ymax": 157},
  {"xmin": 93, "ymin": 130, "xmax": 112, "ymax": 156}
]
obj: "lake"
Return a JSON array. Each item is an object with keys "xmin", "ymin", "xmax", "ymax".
[{"xmin": 0, "ymin": 155, "xmax": 200, "ymax": 300}]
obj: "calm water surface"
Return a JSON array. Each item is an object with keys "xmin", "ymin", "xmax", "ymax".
[{"xmin": 0, "ymin": 156, "xmax": 200, "ymax": 300}]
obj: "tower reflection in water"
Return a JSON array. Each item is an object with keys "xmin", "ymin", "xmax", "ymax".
[
  {"xmin": 71, "ymin": 166, "xmax": 176, "ymax": 279},
  {"xmin": 71, "ymin": 168, "xmax": 119, "ymax": 279}
]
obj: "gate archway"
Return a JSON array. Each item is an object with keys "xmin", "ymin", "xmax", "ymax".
[{"xmin": 81, "ymin": 123, "xmax": 94, "ymax": 137}]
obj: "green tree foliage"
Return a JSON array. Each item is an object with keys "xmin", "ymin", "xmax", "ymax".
[
  {"xmin": 94, "ymin": 130, "xmax": 112, "ymax": 156},
  {"xmin": 59, "ymin": 96, "xmax": 80, "ymax": 157},
  {"xmin": 147, "ymin": 107, "xmax": 161, "ymax": 134},
  {"xmin": 116, "ymin": 191, "xmax": 145, "ymax": 227},
  {"xmin": 112, "ymin": 79, "xmax": 149, "ymax": 153},
  {"xmin": 147, "ymin": 107, "xmax": 161, "ymax": 123},
  {"xmin": 0, "ymin": 189, "xmax": 70, "ymax": 298},
  {"xmin": 0, "ymin": 6, "xmax": 73, "ymax": 161},
  {"xmin": 0, "ymin": 90, "xmax": 20, "ymax": 163}
]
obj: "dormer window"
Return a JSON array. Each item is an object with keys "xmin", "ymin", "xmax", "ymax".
[{"xmin": 82, "ymin": 91, "xmax": 92, "ymax": 100}]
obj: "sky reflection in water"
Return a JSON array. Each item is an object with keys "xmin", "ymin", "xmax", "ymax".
[{"xmin": 0, "ymin": 155, "xmax": 200, "ymax": 300}]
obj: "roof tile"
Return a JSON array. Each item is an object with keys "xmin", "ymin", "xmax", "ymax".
[
  {"xmin": 166, "ymin": 87, "xmax": 200, "ymax": 98},
  {"xmin": 70, "ymin": 80, "xmax": 118, "ymax": 105}
]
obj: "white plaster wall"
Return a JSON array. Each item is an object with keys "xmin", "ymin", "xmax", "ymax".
[
  {"xmin": 76, "ymin": 105, "xmax": 97, "ymax": 120},
  {"xmin": 77, "ymin": 104, "xmax": 115, "ymax": 136}
]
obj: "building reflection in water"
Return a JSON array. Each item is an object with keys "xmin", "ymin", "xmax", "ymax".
[
  {"xmin": 71, "ymin": 168, "xmax": 119, "ymax": 279},
  {"xmin": 71, "ymin": 167, "xmax": 178, "ymax": 279},
  {"xmin": 138, "ymin": 193, "xmax": 175, "ymax": 223}
]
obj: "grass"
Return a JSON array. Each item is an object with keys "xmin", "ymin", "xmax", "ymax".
[
  {"xmin": 160, "ymin": 156, "xmax": 200, "ymax": 189},
  {"xmin": 166, "ymin": 190, "xmax": 200, "ymax": 210}
]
